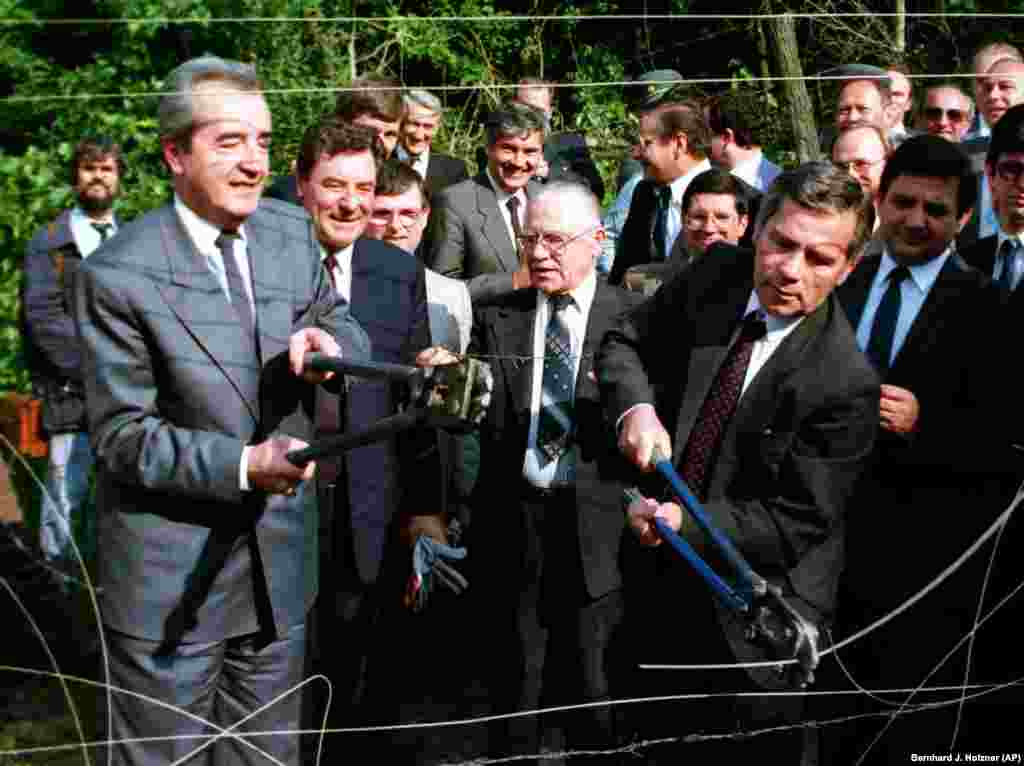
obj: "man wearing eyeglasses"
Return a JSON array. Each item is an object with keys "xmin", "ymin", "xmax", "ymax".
[
  {"xmin": 962, "ymin": 103, "xmax": 1024, "ymax": 298},
  {"xmin": 469, "ymin": 179, "xmax": 641, "ymax": 764},
  {"xmin": 920, "ymin": 84, "xmax": 974, "ymax": 143},
  {"xmin": 832, "ymin": 124, "xmax": 890, "ymax": 222}
]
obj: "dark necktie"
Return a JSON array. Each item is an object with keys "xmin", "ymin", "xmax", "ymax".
[
  {"xmin": 536, "ymin": 293, "xmax": 576, "ymax": 466},
  {"xmin": 507, "ymin": 196, "xmax": 524, "ymax": 256},
  {"xmin": 680, "ymin": 312, "xmax": 767, "ymax": 500},
  {"xmin": 216, "ymin": 231, "xmax": 254, "ymax": 333},
  {"xmin": 323, "ymin": 252, "xmax": 339, "ymax": 291},
  {"xmin": 866, "ymin": 265, "xmax": 910, "ymax": 374},
  {"xmin": 91, "ymin": 222, "xmax": 112, "ymax": 241},
  {"xmin": 998, "ymin": 239, "xmax": 1020, "ymax": 295},
  {"xmin": 651, "ymin": 185, "xmax": 672, "ymax": 261}
]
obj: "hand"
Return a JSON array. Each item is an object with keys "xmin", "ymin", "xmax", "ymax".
[
  {"xmin": 618, "ymin": 404, "xmax": 672, "ymax": 471},
  {"xmin": 880, "ymin": 384, "xmax": 919, "ymax": 434},
  {"xmin": 403, "ymin": 535, "xmax": 469, "ymax": 612},
  {"xmin": 626, "ymin": 494, "xmax": 683, "ymax": 547},
  {"xmin": 415, "ymin": 346, "xmax": 461, "ymax": 368},
  {"xmin": 247, "ymin": 436, "xmax": 315, "ymax": 495},
  {"xmin": 289, "ymin": 327, "xmax": 340, "ymax": 383}
]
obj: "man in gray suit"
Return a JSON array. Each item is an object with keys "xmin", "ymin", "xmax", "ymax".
[
  {"xmin": 73, "ymin": 56, "xmax": 370, "ymax": 765},
  {"xmin": 425, "ymin": 103, "xmax": 544, "ymax": 303}
]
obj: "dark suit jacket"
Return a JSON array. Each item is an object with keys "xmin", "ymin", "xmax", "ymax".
[
  {"xmin": 73, "ymin": 199, "xmax": 371, "ymax": 643},
  {"xmin": 425, "ymin": 172, "xmax": 540, "ymax": 303},
  {"xmin": 960, "ymin": 233, "xmax": 1000, "ymax": 280},
  {"xmin": 469, "ymin": 281, "xmax": 642, "ymax": 601},
  {"xmin": 22, "ymin": 208, "xmax": 120, "ymax": 433},
  {"xmin": 423, "ymin": 151, "xmax": 469, "ymax": 196},
  {"xmin": 598, "ymin": 245, "xmax": 880, "ymax": 687},
  {"xmin": 263, "ymin": 174, "xmax": 301, "ymax": 207},
  {"xmin": 317, "ymin": 237, "xmax": 433, "ymax": 585},
  {"xmin": 956, "ymin": 135, "xmax": 990, "ymax": 251}
]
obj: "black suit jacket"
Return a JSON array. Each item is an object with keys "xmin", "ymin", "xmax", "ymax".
[
  {"xmin": 73, "ymin": 199, "xmax": 371, "ymax": 643},
  {"xmin": 960, "ymin": 233, "xmax": 1000, "ymax": 280},
  {"xmin": 598, "ymin": 245, "xmax": 880, "ymax": 687},
  {"xmin": 469, "ymin": 281, "xmax": 642, "ymax": 601},
  {"xmin": 317, "ymin": 237, "xmax": 433, "ymax": 585}
]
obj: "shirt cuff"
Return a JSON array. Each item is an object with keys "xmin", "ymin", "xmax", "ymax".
[
  {"xmin": 240, "ymin": 445, "xmax": 252, "ymax": 491},
  {"xmin": 616, "ymin": 402, "xmax": 657, "ymax": 433}
]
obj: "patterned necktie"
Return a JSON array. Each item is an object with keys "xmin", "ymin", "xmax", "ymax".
[
  {"xmin": 323, "ymin": 252, "xmax": 339, "ymax": 291},
  {"xmin": 652, "ymin": 185, "xmax": 672, "ymax": 261},
  {"xmin": 216, "ymin": 231, "xmax": 254, "ymax": 333},
  {"xmin": 680, "ymin": 311, "xmax": 767, "ymax": 500},
  {"xmin": 91, "ymin": 222, "xmax": 113, "ymax": 241},
  {"xmin": 507, "ymin": 196, "xmax": 524, "ymax": 256},
  {"xmin": 866, "ymin": 265, "xmax": 910, "ymax": 374},
  {"xmin": 998, "ymin": 239, "xmax": 1020, "ymax": 295},
  {"xmin": 536, "ymin": 293, "xmax": 576, "ymax": 466}
]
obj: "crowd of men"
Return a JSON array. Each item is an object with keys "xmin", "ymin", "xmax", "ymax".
[{"xmin": 16, "ymin": 40, "xmax": 1024, "ymax": 765}]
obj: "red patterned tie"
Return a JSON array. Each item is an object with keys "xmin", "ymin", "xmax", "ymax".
[
  {"xmin": 680, "ymin": 312, "xmax": 767, "ymax": 500},
  {"xmin": 323, "ymin": 253, "xmax": 339, "ymax": 291}
]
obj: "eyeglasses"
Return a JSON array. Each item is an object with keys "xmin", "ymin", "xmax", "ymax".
[
  {"xmin": 368, "ymin": 207, "xmax": 425, "ymax": 227},
  {"xmin": 517, "ymin": 225, "xmax": 600, "ymax": 254},
  {"xmin": 924, "ymin": 107, "xmax": 969, "ymax": 124},
  {"xmin": 834, "ymin": 158, "xmax": 885, "ymax": 175},
  {"xmin": 995, "ymin": 160, "xmax": 1024, "ymax": 183}
]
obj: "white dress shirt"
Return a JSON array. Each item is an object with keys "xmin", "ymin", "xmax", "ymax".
[
  {"xmin": 730, "ymin": 151, "xmax": 782, "ymax": 193},
  {"xmin": 664, "ymin": 159, "xmax": 712, "ymax": 258},
  {"xmin": 523, "ymin": 270, "xmax": 597, "ymax": 488},
  {"xmin": 174, "ymin": 195, "xmax": 258, "ymax": 491},
  {"xmin": 855, "ymin": 246, "xmax": 951, "ymax": 366},
  {"xmin": 396, "ymin": 145, "xmax": 430, "ymax": 181},
  {"xmin": 69, "ymin": 206, "xmax": 117, "ymax": 258},
  {"xmin": 486, "ymin": 168, "xmax": 528, "ymax": 248},
  {"xmin": 740, "ymin": 291, "xmax": 804, "ymax": 394},
  {"xmin": 321, "ymin": 243, "xmax": 355, "ymax": 303}
]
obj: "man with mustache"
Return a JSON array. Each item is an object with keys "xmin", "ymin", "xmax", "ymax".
[
  {"xmin": 425, "ymin": 103, "xmax": 544, "ymax": 302},
  {"xmin": 22, "ymin": 135, "xmax": 123, "ymax": 569}
]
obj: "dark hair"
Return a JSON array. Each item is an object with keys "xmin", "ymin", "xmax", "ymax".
[
  {"xmin": 375, "ymin": 158, "xmax": 430, "ymax": 206},
  {"xmin": 987, "ymin": 103, "xmax": 1024, "ymax": 168},
  {"xmin": 484, "ymin": 102, "xmax": 546, "ymax": 146},
  {"xmin": 335, "ymin": 77, "xmax": 404, "ymax": 124},
  {"xmin": 651, "ymin": 101, "xmax": 711, "ymax": 159},
  {"xmin": 755, "ymin": 161, "xmax": 875, "ymax": 260},
  {"xmin": 70, "ymin": 135, "xmax": 124, "ymax": 184},
  {"xmin": 705, "ymin": 91, "xmax": 766, "ymax": 149},
  {"xmin": 681, "ymin": 169, "xmax": 750, "ymax": 218},
  {"xmin": 296, "ymin": 116, "xmax": 379, "ymax": 180},
  {"xmin": 878, "ymin": 134, "xmax": 976, "ymax": 217}
]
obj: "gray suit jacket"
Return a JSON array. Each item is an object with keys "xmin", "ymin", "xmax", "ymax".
[
  {"xmin": 424, "ymin": 172, "xmax": 540, "ymax": 304},
  {"xmin": 74, "ymin": 199, "xmax": 371, "ymax": 644}
]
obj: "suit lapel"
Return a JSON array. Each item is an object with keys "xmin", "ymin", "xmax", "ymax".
[
  {"xmin": 475, "ymin": 173, "xmax": 519, "ymax": 273},
  {"xmin": 156, "ymin": 206, "xmax": 260, "ymax": 424},
  {"xmin": 838, "ymin": 249, "xmax": 882, "ymax": 331},
  {"xmin": 493, "ymin": 291, "xmax": 538, "ymax": 422}
]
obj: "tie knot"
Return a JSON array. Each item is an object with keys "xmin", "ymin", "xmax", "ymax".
[
  {"xmin": 323, "ymin": 253, "xmax": 338, "ymax": 271},
  {"xmin": 549, "ymin": 292, "xmax": 574, "ymax": 313},
  {"xmin": 507, "ymin": 196, "xmax": 521, "ymax": 213},
  {"xmin": 889, "ymin": 264, "xmax": 911, "ymax": 285},
  {"xmin": 215, "ymin": 231, "xmax": 239, "ymax": 254},
  {"xmin": 657, "ymin": 185, "xmax": 672, "ymax": 206},
  {"xmin": 741, "ymin": 312, "xmax": 767, "ymax": 342},
  {"xmin": 91, "ymin": 222, "xmax": 112, "ymax": 240},
  {"xmin": 1002, "ymin": 238, "xmax": 1021, "ymax": 257}
]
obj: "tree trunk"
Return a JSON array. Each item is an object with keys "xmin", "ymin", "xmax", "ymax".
[
  {"xmin": 767, "ymin": 14, "xmax": 820, "ymax": 163},
  {"xmin": 893, "ymin": 0, "xmax": 906, "ymax": 54},
  {"xmin": 756, "ymin": 19, "xmax": 773, "ymax": 98}
]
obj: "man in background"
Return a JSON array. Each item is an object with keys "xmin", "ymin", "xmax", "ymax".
[
  {"xmin": 920, "ymin": 83, "xmax": 974, "ymax": 142},
  {"xmin": 396, "ymin": 88, "xmax": 469, "ymax": 196}
]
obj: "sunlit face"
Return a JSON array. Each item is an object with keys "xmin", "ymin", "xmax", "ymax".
[
  {"xmin": 74, "ymin": 154, "xmax": 120, "ymax": 213},
  {"xmin": 486, "ymin": 131, "xmax": 543, "ymax": 193},
  {"xmin": 987, "ymin": 150, "xmax": 1024, "ymax": 235},
  {"xmin": 400, "ymin": 103, "xmax": 441, "ymax": 159},
  {"xmin": 364, "ymin": 186, "xmax": 428, "ymax": 253},
  {"xmin": 877, "ymin": 174, "xmax": 969, "ymax": 266},
  {"xmin": 980, "ymin": 61, "xmax": 1024, "ymax": 128},
  {"xmin": 887, "ymin": 70, "xmax": 912, "ymax": 122},
  {"xmin": 524, "ymin": 194, "xmax": 602, "ymax": 295},
  {"xmin": 836, "ymin": 80, "xmax": 887, "ymax": 131},
  {"xmin": 297, "ymin": 150, "xmax": 376, "ymax": 253},
  {"xmin": 683, "ymin": 192, "xmax": 748, "ymax": 255},
  {"xmin": 638, "ymin": 110, "xmax": 683, "ymax": 185},
  {"xmin": 922, "ymin": 87, "xmax": 972, "ymax": 142},
  {"xmin": 753, "ymin": 199, "xmax": 858, "ymax": 317},
  {"xmin": 353, "ymin": 113, "xmax": 401, "ymax": 159},
  {"xmin": 974, "ymin": 50, "xmax": 1018, "ymax": 110},
  {"xmin": 832, "ymin": 127, "xmax": 887, "ymax": 199},
  {"xmin": 163, "ymin": 80, "xmax": 271, "ymax": 231}
]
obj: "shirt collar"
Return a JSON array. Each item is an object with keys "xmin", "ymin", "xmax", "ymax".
[
  {"xmin": 877, "ymin": 243, "xmax": 951, "ymax": 294},
  {"xmin": 486, "ymin": 167, "xmax": 525, "ymax": 207},
  {"xmin": 320, "ymin": 241, "xmax": 355, "ymax": 264},
  {"xmin": 996, "ymin": 226, "xmax": 1024, "ymax": 256},
  {"xmin": 667, "ymin": 159, "xmax": 712, "ymax": 202},
  {"xmin": 541, "ymin": 268, "xmax": 598, "ymax": 317},
  {"xmin": 729, "ymin": 151, "xmax": 763, "ymax": 188},
  {"xmin": 174, "ymin": 194, "xmax": 247, "ymax": 254},
  {"xmin": 70, "ymin": 205, "xmax": 116, "ymax": 227},
  {"xmin": 743, "ymin": 289, "xmax": 803, "ymax": 336}
]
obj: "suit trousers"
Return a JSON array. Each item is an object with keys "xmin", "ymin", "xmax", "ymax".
[
  {"xmin": 481, "ymin": 486, "xmax": 627, "ymax": 765},
  {"xmin": 105, "ymin": 622, "xmax": 305, "ymax": 766}
]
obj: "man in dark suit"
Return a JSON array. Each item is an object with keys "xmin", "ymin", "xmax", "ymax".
[
  {"xmin": 22, "ymin": 135, "xmax": 123, "ymax": 567},
  {"xmin": 396, "ymin": 88, "xmax": 469, "ymax": 196},
  {"xmin": 599, "ymin": 162, "xmax": 880, "ymax": 761},
  {"xmin": 469, "ymin": 180, "xmax": 640, "ymax": 763},
  {"xmin": 426, "ymin": 103, "xmax": 544, "ymax": 303},
  {"xmin": 607, "ymin": 100, "xmax": 713, "ymax": 286},
  {"xmin": 831, "ymin": 134, "xmax": 1018, "ymax": 760},
  {"xmin": 706, "ymin": 90, "xmax": 782, "ymax": 193},
  {"xmin": 962, "ymin": 103, "xmax": 1024, "ymax": 295},
  {"xmin": 73, "ymin": 56, "xmax": 371, "ymax": 765}
]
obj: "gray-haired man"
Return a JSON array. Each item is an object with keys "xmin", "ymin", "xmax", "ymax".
[{"xmin": 396, "ymin": 87, "xmax": 468, "ymax": 194}]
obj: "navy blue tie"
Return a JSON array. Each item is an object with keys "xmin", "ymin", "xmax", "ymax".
[
  {"xmin": 536, "ymin": 293, "xmax": 575, "ymax": 466},
  {"xmin": 866, "ymin": 265, "xmax": 910, "ymax": 374},
  {"xmin": 216, "ymin": 231, "xmax": 254, "ymax": 333}
]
